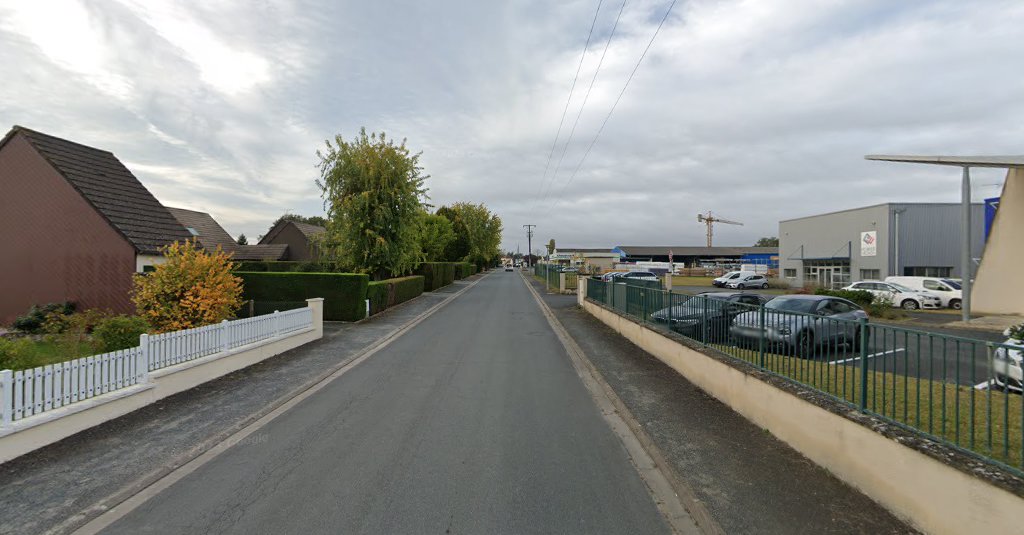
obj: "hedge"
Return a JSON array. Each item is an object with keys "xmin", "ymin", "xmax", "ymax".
[
  {"xmin": 416, "ymin": 262, "xmax": 457, "ymax": 291},
  {"xmin": 454, "ymin": 262, "xmax": 476, "ymax": 280},
  {"xmin": 814, "ymin": 288, "xmax": 875, "ymax": 308},
  {"xmin": 236, "ymin": 272, "xmax": 369, "ymax": 321},
  {"xmin": 367, "ymin": 275, "xmax": 425, "ymax": 315},
  {"xmin": 233, "ymin": 261, "xmax": 346, "ymax": 273}
]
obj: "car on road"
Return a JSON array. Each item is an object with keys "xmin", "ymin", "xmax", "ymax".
[
  {"xmin": 885, "ymin": 276, "xmax": 963, "ymax": 309},
  {"xmin": 730, "ymin": 294, "xmax": 868, "ymax": 357},
  {"xmin": 726, "ymin": 274, "xmax": 769, "ymax": 289},
  {"xmin": 619, "ymin": 271, "xmax": 658, "ymax": 282},
  {"xmin": 842, "ymin": 281, "xmax": 941, "ymax": 310},
  {"xmin": 504, "ymin": 264, "xmax": 513, "ymax": 272},
  {"xmin": 651, "ymin": 292, "xmax": 771, "ymax": 341},
  {"xmin": 712, "ymin": 270, "xmax": 753, "ymax": 287}
]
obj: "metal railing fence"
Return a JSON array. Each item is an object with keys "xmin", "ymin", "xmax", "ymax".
[{"xmin": 585, "ymin": 277, "xmax": 1024, "ymax": 474}]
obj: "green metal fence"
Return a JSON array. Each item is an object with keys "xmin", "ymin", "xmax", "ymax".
[
  {"xmin": 585, "ymin": 277, "xmax": 1024, "ymax": 475},
  {"xmin": 533, "ymin": 263, "xmax": 565, "ymax": 290}
]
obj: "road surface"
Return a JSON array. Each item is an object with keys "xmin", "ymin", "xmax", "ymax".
[{"xmin": 98, "ymin": 272, "xmax": 672, "ymax": 534}]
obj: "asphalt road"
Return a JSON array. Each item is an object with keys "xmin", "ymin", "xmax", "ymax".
[{"xmin": 100, "ymin": 272, "xmax": 671, "ymax": 534}]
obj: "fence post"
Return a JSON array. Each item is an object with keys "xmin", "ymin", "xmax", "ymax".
[
  {"xmin": 701, "ymin": 297, "xmax": 708, "ymax": 344},
  {"xmin": 138, "ymin": 334, "xmax": 151, "ymax": 382},
  {"xmin": 758, "ymin": 306, "xmax": 766, "ymax": 368},
  {"xmin": 273, "ymin": 310, "xmax": 281, "ymax": 337},
  {"xmin": 667, "ymin": 289, "xmax": 673, "ymax": 331},
  {"xmin": 221, "ymin": 319, "xmax": 231, "ymax": 352},
  {"xmin": 858, "ymin": 317, "xmax": 869, "ymax": 412},
  {"xmin": 1, "ymin": 370, "xmax": 11, "ymax": 427}
]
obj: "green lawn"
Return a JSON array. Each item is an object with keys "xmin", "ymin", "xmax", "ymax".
[
  {"xmin": 669, "ymin": 276, "xmax": 716, "ymax": 287},
  {"xmin": 0, "ymin": 338, "xmax": 98, "ymax": 371}
]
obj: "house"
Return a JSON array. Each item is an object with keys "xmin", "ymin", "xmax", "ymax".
[
  {"xmin": 0, "ymin": 126, "xmax": 193, "ymax": 323},
  {"xmin": 166, "ymin": 207, "xmax": 287, "ymax": 261},
  {"xmin": 258, "ymin": 220, "xmax": 326, "ymax": 261}
]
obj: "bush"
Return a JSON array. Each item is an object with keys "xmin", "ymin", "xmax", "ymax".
[
  {"xmin": 454, "ymin": 262, "xmax": 476, "ymax": 280},
  {"xmin": 12, "ymin": 302, "xmax": 75, "ymax": 333},
  {"xmin": 765, "ymin": 278, "xmax": 791, "ymax": 289},
  {"xmin": 1007, "ymin": 323, "xmax": 1024, "ymax": 341},
  {"xmin": 0, "ymin": 338, "xmax": 33, "ymax": 370},
  {"xmin": 232, "ymin": 261, "xmax": 346, "ymax": 273},
  {"xmin": 93, "ymin": 315, "xmax": 149, "ymax": 352},
  {"xmin": 367, "ymin": 276, "xmax": 425, "ymax": 315},
  {"xmin": 236, "ymin": 272, "xmax": 369, "ymax": 321},
  {"xmin": 814, "ymin": 288, "xmax": 874, "ymax": 308},
  {"xmin": 417, "ymin": 262, "xmax": 457, "ymax": 291}
]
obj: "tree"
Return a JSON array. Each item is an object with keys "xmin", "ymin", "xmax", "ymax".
[
  {"xmin": 418, "ymin": 212, "xmax": 454, "ymax": 262},
  {"xmin": 316, "ymin": 128, "xmax": 427, "ymax": 279},
  {"xmin": 754, "ymin": 237, "xmax": 779, "ymax": 247},
  {"xmin": 546, "ymin": 239, "xmax": 556, "ymax": 255},
  {"xmin": 131, "ymin": 240, "xmax": 243, "ymax": 333},
  {"xmin": 236, "ymin": 233, "xmax": 248, "ymax": 245},
  {"xmin": 437, "ymin": 202, "xmax": 502, "ymax": 268}
]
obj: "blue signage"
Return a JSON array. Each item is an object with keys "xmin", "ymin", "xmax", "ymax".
[{"xmin": 985, "ymin": 197, "xmax": 1000, "ymax": 241}]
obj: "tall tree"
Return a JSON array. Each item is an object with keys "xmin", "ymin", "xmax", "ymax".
[
  {"xmin": 316, "ymin": 128, "xmax": 427, "ymax": 279},
  {"xmin": 754, "ymin": 237, "xmax": 779, "ymax": 247},
  {"xmin": 418, "ymin": 211, "xmax": 455, "ymax": 262},
  {"xmin": 236, "ymin": 233, "xmax": 248, "ymax": 245},
  {"xmin": 262, "ymin": 213, "xmax": 327, "ymax": 239},
  {"xmin": 436, "ymin": 205, "xmax": 470, "ymax": 262},
  {"xmin": 546, "ymin": 239, "xmax": 556, "ymax": 255},
  {"xmin": 437, "ymin": 202, "xmax": 502, "ymax": 268}
]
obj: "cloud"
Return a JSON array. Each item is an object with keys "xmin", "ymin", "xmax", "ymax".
[{"xmin": 0, "ymin": 0, "xmax": 1020, "ymax": 252}]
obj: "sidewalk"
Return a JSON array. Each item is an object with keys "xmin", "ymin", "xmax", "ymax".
[
  {"xmin": 0, "ymin": 279, "xmax": 479, "ymax": 535},
  {"xmin": 529, "ymin": 279, "xmax": 915, "ymax": 534}
]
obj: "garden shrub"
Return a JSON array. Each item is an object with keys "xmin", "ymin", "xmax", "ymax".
[
  {"xmin": 93, "ymin": 315, "xmax": 150, "ymax": 352},
  {"xmin": 233, "ymin": 261, "xmax": 346, "ymax": 273},
  {"xmin": 236, "ymin": 272, "xmax": 369, "ymax": 321},
  {"xmin": 0, "ymin": 338, "xmax": 33, "ymax": 370},
  {"xmin": 454, "ymin": 262, "xmax": 476, "ymax": 280},
  {"xmin": 12, "ymin": 302, "xmax": 75, "ymax": 333},
  {"xmin": 367, "ymin": 276, "xmax": 425, "ymax": 315},
  {"xmin": 416, "ymin": 262, "xmax": 456, "ymax": 291}
]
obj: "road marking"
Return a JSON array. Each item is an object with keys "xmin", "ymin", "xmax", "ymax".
[
  {"xmin": 70, "ymin": 273, "xmax": 489, "ymax": 535},
  {"xmin": 829, "ymin": 348, "xmax": 906, "ymax": 365},
  {"xmin": 520, "ymin": 273, "xmax": 709, "ymax": 535}
]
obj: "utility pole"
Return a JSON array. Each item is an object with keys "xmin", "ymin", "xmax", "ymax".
[{"xmin": 523, "ymin": 224, "xmax": 536, "ymax": 267}]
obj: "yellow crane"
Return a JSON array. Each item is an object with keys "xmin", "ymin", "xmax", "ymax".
[{"xmin": 697, "ymin": 211, "xmax": 743, "ymax": 247}]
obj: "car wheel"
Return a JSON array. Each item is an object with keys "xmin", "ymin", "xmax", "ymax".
[
  {"xmin": 901, "ymin": 299, "xmax": 919, "ymax": 310},
  {"xmin": 760, "ymin": 282, "xmax": 769, "ymax": 289},
  {"xmin": 737, "ymin": 284, "xmax": 745, "ymax": 289},
  {"xmin": 950, "ymin": 299, "xmax": 962, "ymax": 310},
  {"xmin": 796, "ymin": 330, "xmax": 815, "ymax": 358}
]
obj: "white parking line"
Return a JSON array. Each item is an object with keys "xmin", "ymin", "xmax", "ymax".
[{"xmin": 829, "ymin": 348, "xmax": 906, "ymax": 365}]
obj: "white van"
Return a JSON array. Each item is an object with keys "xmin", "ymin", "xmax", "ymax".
[
  {"xmin": 712, "ymin": 270, "xmax": 756, "ymax": 288},
  {"xmin": 885, "ymin": 276, "xmax": 963, "ymax": 309}
]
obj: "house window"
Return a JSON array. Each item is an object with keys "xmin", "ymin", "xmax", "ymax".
[
  {"xmin": 904, "ymin": 266, "xmax": 952, "ymax": 277},
  {"xmin": 186, "ymin": 227, "xmax": 200, "ymax": 236},
  {"xmin": 859, "ymin": 269, "xmax": 880, "ymax": 280},
  {"xmin": 783, "ymin": 268, "xmax": 796, "ymax": 279}
]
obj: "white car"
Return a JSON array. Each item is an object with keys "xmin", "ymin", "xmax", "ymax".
[
  {"xmin": 713, "ymin": 270, "xmax": 756, "ymax": 288},
  {"xmin": 619, "ymin": 271, "xmax": 658, "ymax": 282},
  {"xmin": 885, "ymin": 276, "xmax": 963, "ymax": 310},
  {"xmin": 726, "ymin": 274, "xmax": 769, "ymax": 289},
  {"xmin": 843, "ymin": 281, "xmax": 942, "ymax": 310},
  {"xmin": 504, "ymin": 265, "xmax": 513, "ymax": 272},
  {"xmin": 993, "ymin": 328, "xmax": 1024, "ymax": 393}
]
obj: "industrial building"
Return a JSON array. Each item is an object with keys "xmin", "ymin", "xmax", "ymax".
[
  {"xmin": 612, "ymin": 246, "xmax": 778, "ymax": 269},
  {"xmin": 778, "ymin": 203, "xmax": 985, "ymax": 289},
  {"xmin": 550, "ymin": 248, "xmax": 621, "ymax": 272}
]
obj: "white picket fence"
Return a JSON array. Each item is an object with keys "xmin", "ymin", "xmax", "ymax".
[{"xmin": 1, "ymin": 307, "xmax": 313, "ymax": 427}]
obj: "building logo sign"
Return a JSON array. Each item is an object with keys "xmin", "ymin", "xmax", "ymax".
[{"xmin": 860, "ymin": 231, "xmax": 877, "ymax": 257}]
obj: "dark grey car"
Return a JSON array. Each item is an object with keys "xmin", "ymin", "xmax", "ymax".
[
  {"xmin": 730, "ymin": 294, "xmax": 868, "ymax": 357},
  {"xmin": 651, "ymin": 292, "xmax": 771, "ymax": 341}
]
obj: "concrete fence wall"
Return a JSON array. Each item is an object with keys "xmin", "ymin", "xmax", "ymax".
[
  {"xmin": 0, "ymin": 298, "xmax": 324, "ymax": 464},
  {"xmin": 578, "ymin": 282, "xmax": 1023, "ymax": 535}
]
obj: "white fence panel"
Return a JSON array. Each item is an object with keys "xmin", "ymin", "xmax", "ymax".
[{"xmin": 2, "ymin": 307, "xmax": 313, "ymax": 426}]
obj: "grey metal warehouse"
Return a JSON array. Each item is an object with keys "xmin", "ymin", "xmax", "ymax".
[{"xmin": 778, "ymin": 203, "xmax": 985, "ymax": 289}]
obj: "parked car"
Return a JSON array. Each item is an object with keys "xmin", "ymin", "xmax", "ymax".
[
  {"xmin": 600, "ymin": 272, "xmax": 626, "ymax": 282},
  {"xmin": 993, "ymin": 329, "xmax": 1024, "ymax": 393},
  {"xmin": 726, "ymin": 274, "xmax": 769, "ymax": 289},
  {"xmin": 559, "ymin": 267, "xmax": 578, "ymax": 273},
  {"xmin": 730, "ymin": 295, "xmax": 868, "ymax": 356},
  {"xmin": 842, "ymin": 281, "xmax": 941, "ymax": 310},
  {"xmin": 712, "ymin": 270, "xmax": 755, "ymax": 287},
  {"xmin": 619, "ymin": 271, "xmax": 658, "ymax": 282},
  {"xmin": 884, "ymin": 276, "xmax": 963, "ymax": 309},
  {"xmin": 651, "ymin": 292, "xmax": 771, "ymax": 341}
]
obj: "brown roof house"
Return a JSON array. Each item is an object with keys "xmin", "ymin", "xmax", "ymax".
[
  {"xmin": 0, "ymin": 126, "xmax": 194, "ymax": 324},
  {"xmin": 166, "ymin": 207, "xmax": 288, "ymax": 261},
  {"xmin": 258, "ymin": 220, "xmax": 326, "ymax": 261}
]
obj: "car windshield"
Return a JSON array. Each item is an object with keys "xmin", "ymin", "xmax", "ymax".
[
  {"xmin": 764, "ymin": 298, "xmax": 818, "ymax": 313},
  {"xmin": 888, "ymin": 283, "xmax": 915, "ymax": 292},
  {"xmin": 942, "ymin": 279, "xmax": 962, "ymax": 290}
]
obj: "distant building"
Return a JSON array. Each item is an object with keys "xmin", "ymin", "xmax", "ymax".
[
  {"xmin": 551, "ymin": 248, "xmax": 621, "ymax": 272},
  {"xmin": 612, "ymin": 246, "xmax": 778, "ymax": 269},
  {"xmin": 778, "ymin": 203, "xmax": 985, "ymax": 289},
  {"xmin": 258, "ymin": 220, "xmax": 326, "ymax": 261},
  {"xmin": 0, "ymin": 126, "xmax": 193, "ymax": 323}
]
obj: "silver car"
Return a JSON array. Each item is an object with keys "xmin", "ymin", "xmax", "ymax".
[{"xmin": 730, "ymin": 295, "xmax": 868, "ymax": 357}]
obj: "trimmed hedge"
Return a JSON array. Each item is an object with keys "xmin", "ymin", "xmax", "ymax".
[
  {"xmin": 417, "ymin": 262, "xmax": 457, "ymax": 291},
  {"xmin": 814, "ymin": 288, "xmax": 875, "ymax": 308},
  {"xmin": 233, "ymin": 261, "xmax": 346, "ymax": 273},
  {"xmin": 454, "ymin": 262, "xmax": 476, "ymax": 280},
  {"xmin": 367, "ymin": 275, "xmax": 425, "ymax": 315},
  {"xmin": 236, "ymin": 272, "xmax": 369, "ymax": 321}
]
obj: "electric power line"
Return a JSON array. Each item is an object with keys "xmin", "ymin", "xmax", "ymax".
[
  {"xmin": 544, "ymin": 0, "xmax": 678, "ymax": 218},
  {"xmin": 529, "ymin": 0, "xmax": 605, "ymax": 220},
  {"xmin": 536, "ymin": 0, "xmax": 628, "ymax": 210}
]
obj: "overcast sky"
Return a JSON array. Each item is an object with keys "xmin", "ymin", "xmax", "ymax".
[{"xmin": 1, "ymin": 0, "xmax": 1019, "ymax": 253}]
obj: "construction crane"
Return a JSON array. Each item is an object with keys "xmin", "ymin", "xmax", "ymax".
[{"xmin": 697, "ymin": 211, "xmax": 743, "ymax": 247}]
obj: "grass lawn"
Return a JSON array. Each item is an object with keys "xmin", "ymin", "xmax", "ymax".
[
  {"xmin": 702, "ymin": 338, "xmax": 1024, "ymax": 469},
  {"xmin": 670, "ymin": 276, "xmax": 716, "ymax": 286},
  {"xmin": 1, "ymin": 338, "xmax": 98, "ymax": 371}
]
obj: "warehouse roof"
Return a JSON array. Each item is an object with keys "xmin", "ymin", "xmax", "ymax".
[{"xmin": 614, "ymin": 246, "xmax": 777, "ymax": 257}]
